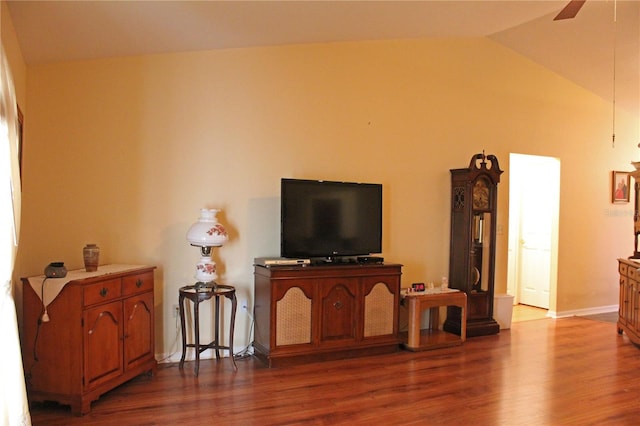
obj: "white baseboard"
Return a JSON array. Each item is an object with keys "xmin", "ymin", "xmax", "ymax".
[{"xmin": 548, "ymin": 304, "xmax": 618, "ymax": 319}]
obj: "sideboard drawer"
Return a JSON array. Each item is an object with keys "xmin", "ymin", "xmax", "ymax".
[
  {"xmin": 628, "ymin": 266, "xmax": 637, "ymax": 280},
  {"xmin": 620, "ymin": 262, "xmax": 629, "ymax": 276},
  {"xmin": 83, "ymin": 279, "xmax": 122, "ymax": 306},
  {"xmin": 123, "ymin": 272, "xmax": 154, "ymax": 296}
]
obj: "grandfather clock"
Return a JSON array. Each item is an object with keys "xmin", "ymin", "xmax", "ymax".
[{"xmin": 444, "ymin": 152, "xmax": 502, "ymax": 337}]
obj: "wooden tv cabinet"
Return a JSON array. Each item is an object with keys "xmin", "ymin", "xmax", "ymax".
[
  {"xmin": 254, "ymin": 263, "xmax": 402, "ymax": 367},
  {"xmin": 21, "ymin": 265, "xmax": 156, "ymax": 415}
]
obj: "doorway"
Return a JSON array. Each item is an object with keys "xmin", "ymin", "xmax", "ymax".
[{"xmin": 507, "ymin": 154, "xmax": 560, "ymax": 310}]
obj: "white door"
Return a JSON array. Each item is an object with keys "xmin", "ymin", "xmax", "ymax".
[{"xmin": 508, "ymin": 154, "xmax": 560, "ymax": 309}]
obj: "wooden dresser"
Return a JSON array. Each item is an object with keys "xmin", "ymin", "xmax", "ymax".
[
  {"xmin": 21, "ymin": 265, "xmax": 156, "ymax": 415},
  {"xmin": 254, "ymin": 263, "xmax": 401, "ymax": 367},
  {"xmin": 617, "ymin": 258, "xmax": 640, "ymax": 345}
]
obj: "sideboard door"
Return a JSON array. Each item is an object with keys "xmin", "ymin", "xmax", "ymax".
[{"xmin": 83, "ymin": 300, "xmax": 123, "ymax": 391}]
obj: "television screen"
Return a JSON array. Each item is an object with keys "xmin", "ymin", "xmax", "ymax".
[{"xmin": 281, "ymin": 178, "xmax": 382, "ymax": 259}]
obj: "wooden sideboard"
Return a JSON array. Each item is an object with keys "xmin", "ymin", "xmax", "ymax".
[
  {"xmin": 21, "ymin": 265, "xmax": 157, "ymax": 415},
  {"xmin": 618, "ymin": 258, "xmax": 640, "ymax": 344},
  {"xmin": 254, "ymin": 263, "xmax": 402, "ymax": 367}
]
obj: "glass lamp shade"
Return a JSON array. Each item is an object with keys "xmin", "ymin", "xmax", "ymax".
[{"xmin": 186, "ymin": 208, "xmax": 228, "ymax": 247}]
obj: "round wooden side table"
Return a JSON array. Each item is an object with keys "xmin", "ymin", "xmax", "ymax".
[{"xmin": 178, "ymin": 283, "xmax": 238, "ymax": 376}]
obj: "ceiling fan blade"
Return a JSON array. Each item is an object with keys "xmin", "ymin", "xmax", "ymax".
[{"xmin": 554, "ymin": 0, "xmax": 586, "ymax": 20}]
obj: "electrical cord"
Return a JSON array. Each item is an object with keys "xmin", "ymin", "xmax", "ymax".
[
  {"xmin": 34, "ymin": 277, "xmax": 51, "ymax": 356},
  {"xmin": 27, "ymin": 277, "xmax": 50, "ymax": 387},
  {"xmin": 157, "ymin": 308, "xmax": 182, "ymax": 365},
  {"xmin": 40, "ymin": 277, "xmax": 50, "ymax": 322},
  {"xmin": 234, "ymin": 309, "xmax": 255, "ymax": 360}
]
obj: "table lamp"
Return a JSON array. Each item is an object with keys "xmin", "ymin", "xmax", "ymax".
[{"xmin": 186, "ymin": 208, "xmax": 228, "ymax": 287}]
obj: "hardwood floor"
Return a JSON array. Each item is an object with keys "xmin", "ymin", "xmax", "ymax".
[
  {"xmin": 29, "ymin": 316, "xmax": 640, "ymax": 425},
  {"xmin": 512, "ymin": 303, "xmax": 548, "ymax": 323}
]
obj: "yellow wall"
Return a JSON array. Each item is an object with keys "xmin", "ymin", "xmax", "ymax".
[
  {"xmin": 5, "ymin": 27, "xmax": 638, "ymax": 357},
  {"xmin": 1, "ymin": 1, "xmax": 25, "ymax": 107}
]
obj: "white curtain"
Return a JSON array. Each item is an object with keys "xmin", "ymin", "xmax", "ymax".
[{"xmin": 0, "ymin": 44, "xmax": 30, "ymax": 425}]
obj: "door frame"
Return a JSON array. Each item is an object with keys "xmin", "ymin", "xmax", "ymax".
[{"xmin": 507, "ymin": 153, "xmax": 560, "ymax": 311}]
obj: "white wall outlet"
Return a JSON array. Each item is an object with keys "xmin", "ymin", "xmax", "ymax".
[{"xmin": 240, "ymin": 299, "xmax": 248, "ymax": 311}]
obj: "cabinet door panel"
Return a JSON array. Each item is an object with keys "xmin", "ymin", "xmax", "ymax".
[
  {"xmin": 625, "ymin": 279, "xmax": 635, "ymax": 325},
  {"xmin": 362, "ymin": 278, "xmax": 399, "ymax": 338},
  {"xmin": 619, "ymin": 275, "xmax": 628, "ymax": 325},
  {"xmin": 633, "ymin": 281, "xmax": 640, "ymax": 331},
  {"xmin": 273, "ymin": 280, "xmax": 314, "ymax": 348},
  {"xmin": 83, "ymin": 300, "xmax": 123, "ymax": 390},
  {"xmin": 124, "ymin": 292, "xmax": 154, "ymax": 370},
  {"xmin": 318, "ymin": 279, "xmax": 357, "ymax": 343}
]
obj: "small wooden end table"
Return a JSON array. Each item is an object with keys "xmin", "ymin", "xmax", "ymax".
[
  {"xmin": 179, "ymin": 283, "xmax": 238, "ymax": 376},
  {"xmin": 401, "ymin": 289, "xmax": 467, "ymax": 351}
]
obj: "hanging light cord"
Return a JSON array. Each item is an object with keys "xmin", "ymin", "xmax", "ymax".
[{"xmin": 612, "ymin": 0, "xmax": 617, "ymax": 147}]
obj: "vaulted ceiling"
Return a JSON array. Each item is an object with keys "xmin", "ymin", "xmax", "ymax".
[{"xmin": 6, "ymin": 0, "xmax": 639, "ymax": 114}]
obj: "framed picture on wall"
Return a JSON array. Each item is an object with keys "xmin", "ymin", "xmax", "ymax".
[{"xmin": 612, "ymin": 171, "xmax": 631, "ymax": 204}]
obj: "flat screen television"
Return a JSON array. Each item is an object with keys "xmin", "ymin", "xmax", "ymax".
[{"xmin": 281, "ymin": 178, "xmax": 382, "ymax": 260}]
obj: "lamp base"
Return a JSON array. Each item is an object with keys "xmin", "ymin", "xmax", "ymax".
[{"xmin": 194, "ymin": 254, "xmax": 218, "ymax": 284}]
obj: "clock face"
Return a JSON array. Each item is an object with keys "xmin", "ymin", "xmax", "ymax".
[{"xmin": 473, "ymin": 180, "xmax": 490, "ymax": 209}]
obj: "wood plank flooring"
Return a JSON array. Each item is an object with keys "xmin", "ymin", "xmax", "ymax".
[
  {"xmin": 29, "ymin": 316, "xmax": 640, "ymax": 425},
  {"xmin": 512, "ymin": 303, "xmax": 548, "ymax": 323}
]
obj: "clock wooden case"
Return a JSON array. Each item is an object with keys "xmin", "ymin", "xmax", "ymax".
[{"xmin": 444, "ymin": 152, "xmax": 502, "ymax": 337}]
